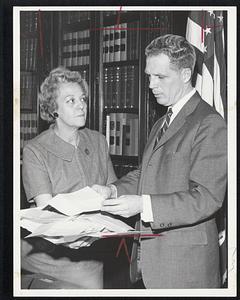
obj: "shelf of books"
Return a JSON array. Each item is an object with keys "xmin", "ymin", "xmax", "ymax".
[
  {"xmin": 20, "ymin": 11, "xmax": 39, "ymax": 157},
  {"xmin": 100, "ymin": 12, "xmax": 140, "ymax": 177},
  {"xmin": 59, "ymin": 11, "xmax": 91, "ymax": 128}
]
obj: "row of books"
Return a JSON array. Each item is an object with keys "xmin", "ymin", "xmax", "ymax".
[
  {"xmin": 103, "ymin": 11, "xmax": 118, "ymax": 17},
  {"xmin": 20, "ymin": 113, "xmax": 38, "ymax": 154},
  {"xmin": 106, "ymin": 113, "xmax": 139, "ymax": 156},
  {"xmin": 21, "ymin": 38, "xmax": 38, "ymax": 71},
  {"xmin": 103, "ymin": 21, "xmax": 139, "ymax": 62},
  {"xmin": 62, "ymin": 29, "xmax": 90, "ymax": 67},
  {"xmin": 21, "ymin": 11, "xmax": 38, "ymax": 34},
  {"xmin": 20, "ymin": 73, "xmax": 37, "ymax": 110},
  {"xmin": 147, "ymin": 12, "xmax": 172, "ymax": 42},
  {"xmin": 62, "ymin": 11, "xmax": 91, "ymax": 26},
  {"xmin": 103, "ymin": 65, "xmax": 139, "ymax": 109}
]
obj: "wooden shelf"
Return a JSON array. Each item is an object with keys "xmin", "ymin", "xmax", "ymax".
[
  {"xmin": 103, "ymin": 108, "xmax": 138, "ymax": 114},
  {"xmin": 103, "ymin": 59, "xmax": 139, "ymax": 68}
]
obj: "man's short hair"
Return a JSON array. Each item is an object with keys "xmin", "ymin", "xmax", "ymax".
[{"xmin": 145, "ymin": 34, "xmax": 196, "ymax": 73}]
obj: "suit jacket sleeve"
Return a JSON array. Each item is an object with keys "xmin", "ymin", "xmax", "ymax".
[
  {"xmin": 150, "ymin": 113, "xmax": 227, "ymax": 230},
  {"xmin": 114, "ymin": 168, "xmax": 141, "ymax": 196}
]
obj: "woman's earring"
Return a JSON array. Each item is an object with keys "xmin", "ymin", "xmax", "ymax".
[{"xmin": 53, "ymin": 112, "xmax": 59, "ymax": 118}]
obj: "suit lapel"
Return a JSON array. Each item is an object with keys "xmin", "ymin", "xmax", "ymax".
[
  {"xmin": 153, "ymin": 92, "xmax": 201, "ymax": 151},
  {"xmin": 139, "ymin": 92, "xmax": 201, "ymax": 192}
]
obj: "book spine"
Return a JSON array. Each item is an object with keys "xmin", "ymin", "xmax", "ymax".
[
  {"xmin": 115, "ymin": 67, "xmax": 121, "ymax": 108},
  {"xmin": 82, "ymin": 30, "xmax": 86, "ymax": 65},
  {"xmin": 122, "ymin": 117, "xmax": 131, "ymax": 156},
  {"xmin": 109, "ymin": 112, "xmax": 116, "ymax": 155},
  {"xmin": 129, "ymin": 65, "xmax": 135, "ymax": 108},
  {"xmin": 77, "ymin": 31, "xmax": 82, "ymax": 66},
  {"xmin": 127, "ymin": 22, "xmax": 131, "ymax": 60},
  {"xmin": 103, "ymin": 27, "xmax": 106, "ymax": 63},
  {"xmin": 120, "ymin": 23, "xmax": 127, "ymax": 61},
  {"xmin": 66, "ymin": 32, "xmax": 73, "ymax": 67},
  {"xmin": 115, "ymin": 113, "xmax": 121, "ymax": 155},
  {"xmin": 23, "ymin": 113, "xmax": 27, "ymax": 148},
  {"xmin": 29, "ymin": 38, "xmax": 34, "ymax": 70},
  {"xmin": 135, "ymin": 21, "xmax": 140, "ymax": 59},
  {"xmin": 86, "ymin": 29, "xmax": 90, "ymax": 65},
  {"xmin": 109, "ymin": 67, "xmax": 114, "ymax": 108},
  {"xmin": 123, "ymin": 65, "xmax": 128, "ymax": 108},
  {"xmin": 120, "ymin": 113, "xmax": 127, "ymax": 156},
  {"xmin": 134, "ymin": 65, "xmax": 139, "ymax": 109},
  {"xmin": 62, "ymin": 32, "xmax": 68, "ymax": 67},
  {"xmin": 114, "ymin": 26, "xmax": 121, "ymax": 62},
  {"xmin": 111, "ymin": 67, "xmax": 117, "ymax": 108},
  {"xmin": 109, "ymin": 26, "xmax": 114, "ymax": 62},
  {"xmin": 106, "ymin": 115, "xmax": 110, "ymax": 148},
  {"xmin": 72, "ymin": 31, "xmax": 78, "ymax": 66},
  {"xmin": 25, "ymin": 39, "xmax": 29, "ymax": 70},
  {"xmin": 105, "ymin": 26, "xmax": 110, "ymax": 63},
  {"xmin": 103, "ymin": 67, "xmax": 109, "ymax": 108},
  {"xmin": 32, "ymin": 38, "xmax": 37, "ymax": 71},
  {"xmin": 131, "ymin": 117, "xmax": 139, "ymax": 156},
  {"xmin": 126, "ymin": 66, "xmax": 132, "ymax": 108}
]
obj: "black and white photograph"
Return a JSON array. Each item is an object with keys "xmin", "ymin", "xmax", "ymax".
[{"xmin": 11, "ymin": 4, "xmax": 237, "ymax": 297}]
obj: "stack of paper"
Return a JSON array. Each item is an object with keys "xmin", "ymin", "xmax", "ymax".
[{"xmin": 20, "ymin": 186, "xmax": 134, "ymax": 248}]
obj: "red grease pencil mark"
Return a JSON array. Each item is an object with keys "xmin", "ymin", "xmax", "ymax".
[
  {"xmin": 102, "ymin": 233, "xmax": 163, "ymax": 264},
  {"xmin": 116, "ymin": 6, "xmax": 122, "ymax": 29},
  {"xmin": 115, "ymin": 238, "xmax": 131, "ymax": 263}
]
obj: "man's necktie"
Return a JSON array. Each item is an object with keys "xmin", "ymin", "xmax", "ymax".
[{"xmin": 154, "ymin": 107, "xmax": 173, "ymax": 148}]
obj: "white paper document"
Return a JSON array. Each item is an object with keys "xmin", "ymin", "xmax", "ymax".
[
  {"xmin": 20, "ymin": 186, "xmax": 135, "ymax": 248},
  {"xmin": 44, "ymin": 186, "xmax": 104, "ymax": 216}
]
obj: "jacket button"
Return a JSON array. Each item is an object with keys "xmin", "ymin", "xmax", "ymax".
[
  {"xmin": 160, "ymin": 223, "xmax": 165, "ymax": 227},
  {"xmin": 167, "ymin": 223, "xmax": 172, "ymax": 227}
]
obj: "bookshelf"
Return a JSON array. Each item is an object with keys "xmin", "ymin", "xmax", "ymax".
[
  {"xmin": 57, "ymin": 11, "xmax": 92, "ymax": 129},
  {"xmin": 97, "ymin": 11, "xmax": 175, "ymax": 177},
  {"xmin": 20, "ymin": 11, "xmax": 53, "ymax": 157},
  {"xmin": 20, "ymin": 11, "xmax": 39, "ymax": 157}
]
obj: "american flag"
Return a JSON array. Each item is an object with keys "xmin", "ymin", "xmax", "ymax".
[{"xmin": 186, "ymin": 10, "xmax": 227, "ymax": 287}]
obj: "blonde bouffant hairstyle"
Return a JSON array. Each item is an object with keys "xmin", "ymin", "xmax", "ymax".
[{"xmin": 38, "ymin": 67, "xmax": 89, "ymax": 123}]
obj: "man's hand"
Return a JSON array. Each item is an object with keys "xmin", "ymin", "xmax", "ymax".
[
  {"xmin": 92, "ymin": 184, "xmax": 113, "ymax": 199},
  {"xmin": 101, "ymin": 195, "xmax": 143, "ymax": 218}
]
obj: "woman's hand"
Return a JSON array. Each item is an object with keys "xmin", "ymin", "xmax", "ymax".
[
  {"xmin": 34, "ymin": 194, "xmax": 52, "ymax": 207},
  {"xmin": 92, "ymin": 184, "xmax": 114, "ymax": 199}
]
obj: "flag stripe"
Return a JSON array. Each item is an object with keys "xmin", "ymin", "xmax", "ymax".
[
  {"xmin": 200, "ymin": 63, "xmax": 214, "ymax": 106},
  {"xmin": 186, "ymin": 17, "xmax": 203, "ymax": 52},
  {"xmin": 214, "ymin": 46, "xmax": 224, "ymax": 117}
]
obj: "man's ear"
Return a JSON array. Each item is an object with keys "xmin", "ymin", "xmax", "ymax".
[{"xmin": 181, "ymin": 68, "xmax": 192, "ymax": 83}]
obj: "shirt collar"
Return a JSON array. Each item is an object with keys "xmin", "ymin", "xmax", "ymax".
[
  {"xmin": 37, "ymin": 126, "xmax": 77, "ymax": 161},
  {"xmin": 170, "ymin": 88, "xmax": 196, "ymax": 117}
]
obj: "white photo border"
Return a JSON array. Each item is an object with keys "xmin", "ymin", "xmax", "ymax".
[{"xmin": 13, "ymin": 5, "xmax": 237, "ymax": 297}]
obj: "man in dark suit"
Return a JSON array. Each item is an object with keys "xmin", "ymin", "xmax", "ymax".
[{"xmin": 93, "ymin": 34, "xmax": 227, "ymax": 288}]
